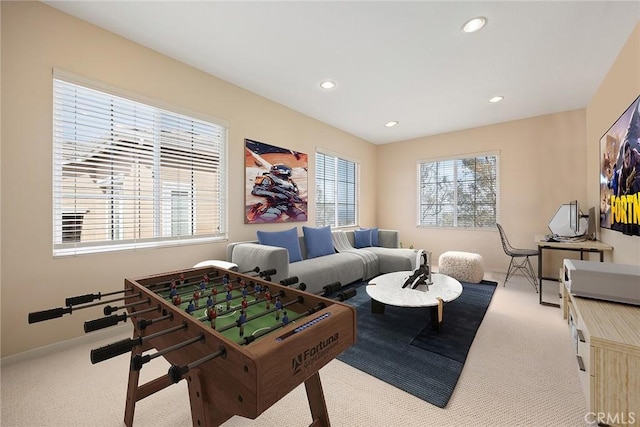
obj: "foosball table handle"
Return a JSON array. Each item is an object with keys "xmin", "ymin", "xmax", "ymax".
[
  {"xmin": 90, "ymin": 337, "xmax": 141, "ymax": 364},
  {"xmin": 335, "ymin": 288, "xmax": 357, "ymax": 302},
  {"xmin": 168, "ymin": 364, "xmax": 189, "ymax": 383},
  {"xmin": 84, "ymin": 313, "xmax": 127, "ymax": 333},
  {"xmin": 280, "ymin": 276, "xmax": 299, "ymax": 286},
  {"xmin": 28, "ymin": 307, "xmax": 73, "ymax": 324},
  {"xmin": 259, "ymin": 269, "xmax": 277, "ymax": 278},
  {"xmin": 66, "ymin": 293, "xmax": 101, "ymax": 307}
]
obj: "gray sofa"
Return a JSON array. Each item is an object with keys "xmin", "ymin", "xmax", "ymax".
[{"xmin": 226, "ymin": 229, "xmax": 418, "ymax": 294}]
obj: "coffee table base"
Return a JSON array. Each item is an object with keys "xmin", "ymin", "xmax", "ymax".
[
  {"xmin": 370, "ymin": 296, "xmax": 445, "ymax": 331},
  {"xmin": 371, "ymin": 298, "xmax": 386, "ymax": 314},
  {"xmin": 429, "ymin": 297, "xmax": 444, "ymax": 332}
]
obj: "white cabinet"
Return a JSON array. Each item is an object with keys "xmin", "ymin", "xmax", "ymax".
[{"xmin": 562, "ymin": 261, "xmax": 640, "ymax": 427}]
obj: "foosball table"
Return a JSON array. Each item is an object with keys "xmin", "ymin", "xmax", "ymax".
[{"xmin": 28, "ymin": 264, "xmax": 357, "ymax": 426}]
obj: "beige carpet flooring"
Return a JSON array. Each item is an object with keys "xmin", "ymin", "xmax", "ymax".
[{"xmin": 1, "ymin": 273, "xmax": 590, "ymax": 427}]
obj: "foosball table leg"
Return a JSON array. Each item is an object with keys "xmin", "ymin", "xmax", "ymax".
[
  {"xmin": 123, "ymin": 337, "xmax": 175, "ymax": 426},
  {"xmin": 304, "ymin": 372, "xmax": 330, "ymax": 427},
  {"xmin": 186, "ymin": 368, "xmax": 233, "ymax": 427},
  {"xmin": 124, "ymin": 342, "xmax": 144, "ymax": 427}
]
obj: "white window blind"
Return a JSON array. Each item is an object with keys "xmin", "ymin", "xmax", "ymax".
[
  {"xmin": 53, "ymin": 74, "xmax": 227, "ymax": 256},
  {"xmin": 418, "ymin": 154, "xmax": 498, "ymax": 228},
  {"xmin": 315, "ymin": 152, "xmax": 358, "ymax": 227}
]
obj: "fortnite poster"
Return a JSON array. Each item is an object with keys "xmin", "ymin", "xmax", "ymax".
[{"xmin": 600, "ymin": 95, "xmax": 640, "ymax": 236}]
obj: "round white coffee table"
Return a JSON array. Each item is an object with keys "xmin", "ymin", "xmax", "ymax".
[{"xmin": 366, "ymin": 271, "xmax": 463, "ymax": 331}]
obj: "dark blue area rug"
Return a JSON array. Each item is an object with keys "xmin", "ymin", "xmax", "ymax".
[{"xmin": 334, "ymin": 279, "xmax": 497, "ymax": 408}]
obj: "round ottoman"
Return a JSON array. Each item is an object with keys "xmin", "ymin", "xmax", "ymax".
[{"xmin": 438, "ymin": 251, "xmax": 484, "ymax": 283}]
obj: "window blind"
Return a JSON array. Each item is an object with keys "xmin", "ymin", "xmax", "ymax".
[
  {"xmin": 53, "ymin": 76, "xmax": 227, "ymax": 256},
  {"xmin": 316, "ymin": 152, "xmax": 357, "ymax": 227},
  {"xmin": 418, "ymin": 154, "xmax": 498, "ymax": 228}
]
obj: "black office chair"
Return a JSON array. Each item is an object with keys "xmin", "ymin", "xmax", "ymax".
[{"xmin": 496, "ymin": 223, "xmax": 538, "ymax": 292}]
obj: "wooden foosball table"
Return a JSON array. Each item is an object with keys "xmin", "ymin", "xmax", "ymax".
[{"xmin": 29, "ymin": 265, "xmax": 357, "ymax": 426}]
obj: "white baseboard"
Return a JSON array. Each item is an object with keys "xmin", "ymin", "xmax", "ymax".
[{"xmin": 1, "ymin": 323, "xmax": 130, "ymax": 367}]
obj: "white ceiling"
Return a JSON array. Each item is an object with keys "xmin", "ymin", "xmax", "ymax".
[{"xmin": 44, "ymin": 1, "xmax": 639, "ymax": 145}]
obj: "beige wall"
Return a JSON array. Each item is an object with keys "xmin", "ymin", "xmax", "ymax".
[
  {"xmin": 586, "ymin": 23, "xmax": 640, "ymax": 265},
  {"xmin": 376, "ymin": 110, "xmax": 588, "ymax": 273},
  {"xmin": 0, "ymin": 2, "xmax": 376, "ymax": 357}
]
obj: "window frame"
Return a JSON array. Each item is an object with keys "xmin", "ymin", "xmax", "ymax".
[
  {"xmin": 315, "ymin": 150, "xmax": 359, "ymax": 228},
  {"xmin": 52, "ymin": 69, "xmax": 228, "ymax": 257},
  {"xmin": 416, "ymin": 152, "xmax": 500, "ymax": 229}
]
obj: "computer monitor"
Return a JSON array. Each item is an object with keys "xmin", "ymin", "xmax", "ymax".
[
  {"xmin": 586, "ymin": 206, "xmax": 597, "ymax": 241},
  {"xmin": 569, "ymin": 200, "xmax": 579, "ymax": 234},
  {"xmin": 548, "ymin": 201, "xmax": 588, "ymax": 238}
]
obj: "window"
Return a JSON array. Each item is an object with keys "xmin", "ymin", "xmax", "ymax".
[
  {"xmin": 53, "ymin": 71, "xmax": 227, "ymax": 256},
  {"xmin": 315, "ymin": 152, "xmax": 358, "ymax": 227},
  {"xmin": 418, "ymin": 154, "xmax": 498, "ymax": 228}
]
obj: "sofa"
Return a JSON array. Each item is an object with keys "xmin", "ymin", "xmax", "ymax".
[{"xmin": 226, "ymin": 226, "xmax": 418, "ymax": 294}]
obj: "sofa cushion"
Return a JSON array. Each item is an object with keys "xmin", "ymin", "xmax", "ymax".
[
  {"xmin": 289, "ymin": 252, "xmax": 365, "ymax": 294},
  {"xmin": 302, "ymin": 225, "xmax": 335, "ymax": 259},
  {"xmin": 370, "ymin": 227, "xmax": 379, "ymax": 246},
  {"xmin": 256, "ymin": 227, "xmax": 303, "ymax": 263},
  {"xmin": 366, "ymin": 247, "xmax": 417, "ymax": 273},
  {"xmin": 354, "ymin": 228, "xmax": 372, "ymax": 248}
]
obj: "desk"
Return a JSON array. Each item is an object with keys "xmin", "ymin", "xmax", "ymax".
[{"xmin": 535, "ymin": 237, "xmax": 613, "ymax": 307}]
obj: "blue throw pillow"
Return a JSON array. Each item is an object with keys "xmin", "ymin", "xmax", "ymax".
[
  {"xmin": 257, "ymin": 227, "xmax": 303, "ymax": 263},
  {"xmin": 354, "ymin": 228, "xmax": 372, "ymax": 248},
  {"xmin": 370, "ymin": 227, "xmax": 379, "ymax": 246},
  {"xmin": 302, "ymin": 226, "xmax": 335, "ymax": 259}
]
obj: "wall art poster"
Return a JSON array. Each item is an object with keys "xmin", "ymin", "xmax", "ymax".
[
  {"xmin": 244, "ymin": 139, "xmax": 308, "ymax": 224},
  {"xmin": 599, "ymin": 95, "xmax": 640, "ymax": 236}
]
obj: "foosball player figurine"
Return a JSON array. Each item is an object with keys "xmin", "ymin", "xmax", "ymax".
[
  {"xmin": 275, "ymin": 297, "xmax": 283, "ymax": 320},
  {"xmin": 206, "ymin": 295, "xmax": 214, "ymax": 309},
  {"xmin": 238, "ymin": 310, "xmax": 247, "ymax": 337},
  {"xmin": 253, "ymin": 283, "xmax": 262, "ymax": 300},
  {"xmin": 222, "ymin": 275, "xmax": 232, "ymax": 292},
  {"xmin": 226, "ymin": 290, "xmax": 232, "ymax": 310},
  {"xmin": 207, "ymin": 306, "xmax": 217, "ymax": 329},
  {"xmin": 241, "ymin": 296, "xmax": 248, "ymax": 310},
  {"xmin": 179, "ymin": 273, "xmax": 186, "ymax": 285},
  {"xmin": 241, "ymin": 285, "xmax": 248, "ymax": 299},
  {"xmin": 199, "ymin": 279, "xmax": 207, "ymax": 292},
  {"xmin": 169, "ymin": 287, "xmax": 178, "ymax": 299},
  {"xmin": 193, "ymin": 289, "xmax": 201, "ymax": 308},
  {"xmin": 264, "ymin": 287, "xmax": 271, "ymax": 310},
  {"xmin": 172, "ymin": 294, "xmax": 182, "ymax": 306},
  {"xmin": 282, "ymin": 311, "xmax": 290, "ymax": 325},
  {"xmin": 186, "ymin": 300, "xmax": 195, "ymax": 315},
  {"xmin": 211, "ymin": 286, "xmax": 218, "ymax": 302},
  {"xmin": 170, "ymin": 279, "xmax": 177, "ymax": 290}
]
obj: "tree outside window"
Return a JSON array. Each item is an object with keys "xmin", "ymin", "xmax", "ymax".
[{"xmin": 418, "ymin": 155, "xmax": 498, "ymax": 228}]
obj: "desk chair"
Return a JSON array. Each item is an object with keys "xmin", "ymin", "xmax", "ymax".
[{"xmin": 496, "ymin": 223, "xmax": 538, "ymax": 292}]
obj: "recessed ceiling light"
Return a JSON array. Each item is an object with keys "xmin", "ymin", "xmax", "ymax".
[
  {"xmin": 320, "ymin": 80, "xmax": 336, "ymax": 89},
  {"xmin": 462, "ymin": 16, "xmax": 487, "ymax": 33},
  {"xmin": 384, "ymin": 121, "xmax": 399, "ymax": 128},
  {"xmin": 489, "ymin": 96, "xmax": 504, "ymax": 103}
]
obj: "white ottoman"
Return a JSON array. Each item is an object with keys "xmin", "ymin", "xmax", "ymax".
[{"xmin": 438, "ymin": 251, "xmax": 484, "ymax": 284}]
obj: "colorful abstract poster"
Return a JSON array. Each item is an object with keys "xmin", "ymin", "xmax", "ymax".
[
  {"xmin": 599, "ymin": 95, "xmax": 640, "ymax": 236},
  {"xmin": 244, "ymin": 139, "xmax": 308, "ymax": 224}
]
